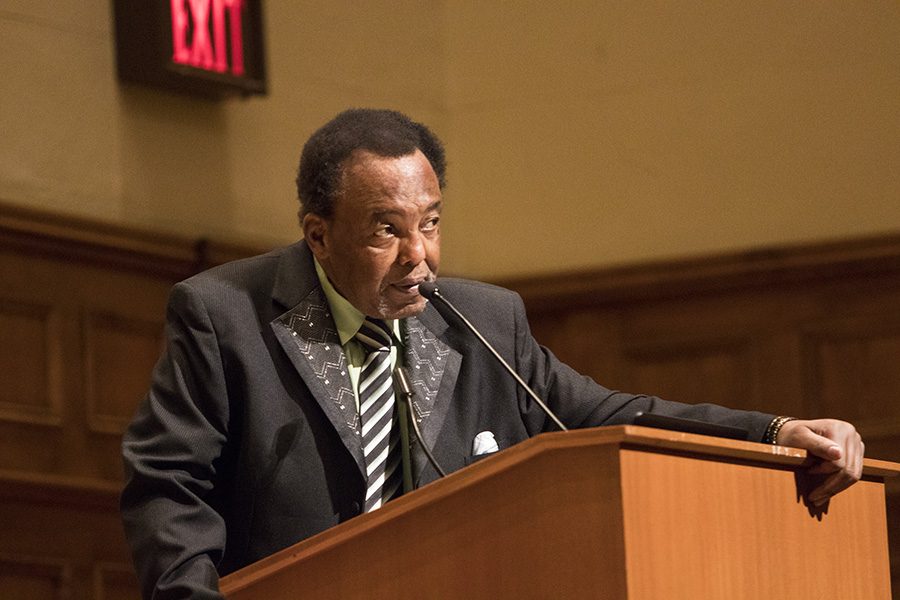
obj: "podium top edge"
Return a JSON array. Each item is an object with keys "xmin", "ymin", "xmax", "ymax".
[
  {"xmin": 532, "ymin": 426, "xmax": 899, "ymax": 476},
  {"xmin": 544, "ymin": 424, "xmax": 805, "ymax": 459}
]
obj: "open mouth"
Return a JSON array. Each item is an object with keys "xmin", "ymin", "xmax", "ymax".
[
  {"xmin": 392, "ymin": 276, "xmax": 431, "ymax": 295},
  {"xmin": 393, "ymin": 281, "xmax": 421, "ymax": 294}
]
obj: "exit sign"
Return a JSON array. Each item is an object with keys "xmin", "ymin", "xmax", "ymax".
[{"xmin": 113, "ymin": 1, "xmax": 267, "ymax": 99}]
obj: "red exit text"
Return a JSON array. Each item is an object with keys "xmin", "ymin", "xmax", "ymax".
[{"xmin": 171, "ymin": 0, "xmax": 245, "ymax": 76}]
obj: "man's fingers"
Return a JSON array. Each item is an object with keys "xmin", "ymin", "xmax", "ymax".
[
  {"xmin": 781, "ymin": 422, "xmax": 843, "ymax": 462},
  {"xmin": 808, "ymin": 469, "xmax": 858, "ymax": 506},
  {"xmin": 805, "ymin": 434, "xmax": 843, "ymax": 462},
  {"xmin": 805, "ymin": 459, "xmax": 841, "ymax": 475},
  {"xmin": 778, "ymin": 419, "xmax": 865, "ymax": 507}
]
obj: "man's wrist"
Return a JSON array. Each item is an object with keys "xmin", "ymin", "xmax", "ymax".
[{"xmin": 763, "ymin": 415, "xmax": 797, "ymax": 444}]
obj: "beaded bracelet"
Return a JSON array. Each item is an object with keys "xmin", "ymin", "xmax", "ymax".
[{"xmin": 763, "ymin": 415, "xmax": 797, "ymax": 444}]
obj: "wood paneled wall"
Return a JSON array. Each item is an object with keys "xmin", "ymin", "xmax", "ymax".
[
  {"xmin": 0, "ymin": 204, "xmax": 257, "ymax": 599},
  {"xmin": 0, "ymin": 202, "xmax": 897, "ymax": 597}
]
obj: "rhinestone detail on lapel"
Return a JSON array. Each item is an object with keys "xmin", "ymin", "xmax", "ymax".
[
  {"xmin": 404, "ymin": 319, "xmax": 451, "ymax": 420},
  {"xmin": 278, "ymin": 290, "xmax": 358, "ymax": 430}
]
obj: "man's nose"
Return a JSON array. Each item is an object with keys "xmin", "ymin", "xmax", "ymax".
[{"xmin": 398, "ymin": 232, "xmax": 426, "ymax": 265}]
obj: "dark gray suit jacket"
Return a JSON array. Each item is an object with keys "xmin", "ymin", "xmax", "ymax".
[{"xmin": 121, "ymin": 240, "xmax": 774, "ymax": 599}]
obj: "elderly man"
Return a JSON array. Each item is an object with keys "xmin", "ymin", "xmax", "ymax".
[{"xmin": 121, "ymin": 108, "xmax": 863, "ymax": 599}]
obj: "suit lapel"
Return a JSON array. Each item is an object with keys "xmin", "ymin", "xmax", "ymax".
[
  {"xmin": 404, "ymin": 308, "xmax": 461, "ymax": 484},
  {"xmin": 269, "ymin": 242, "xmax": 366, "ymax": 478}
]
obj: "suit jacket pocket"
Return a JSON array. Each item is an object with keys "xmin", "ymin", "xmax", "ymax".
[{"xmin": 463, "ymin": 436, "xmax": 507, "ymax": 465}]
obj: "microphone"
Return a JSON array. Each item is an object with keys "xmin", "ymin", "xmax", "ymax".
[
  {"xmin": 393, "ymin": 367, "xmax": 447, "ymax": 478},
  {"xmin": 418, "ymin": 281, "xmax": 568, "ymax": 432}
]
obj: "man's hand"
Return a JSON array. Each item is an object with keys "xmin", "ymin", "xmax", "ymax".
[{"xmin": 776, "ymin": 419, "xmax": 864, "ymax": 507}]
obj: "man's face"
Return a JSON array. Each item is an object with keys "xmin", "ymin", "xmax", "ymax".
[{"xmin": 304, "ymin": 149, "xmax": 442, "ymax": 319}]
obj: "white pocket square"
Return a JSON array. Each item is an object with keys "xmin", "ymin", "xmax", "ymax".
[{"xmin": 472, "ymin": 431, "xmax": 499, "ymax": 456}]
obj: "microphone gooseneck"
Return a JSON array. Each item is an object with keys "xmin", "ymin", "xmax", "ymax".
[
  {"xmin": 418, "ymin": 282, "xmax": 568, "ymax": 432},
  {"xmin": 393, "ymin": 367, "xmax": 447, "ymax": 478}
]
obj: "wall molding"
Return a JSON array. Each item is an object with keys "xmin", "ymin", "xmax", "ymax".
[
  {"xmin": 0, "ymin": 202, "xmax": 267, "ymax": 279},
  {"xmin": 498, "ymin": 233, "xmax": 900, "ymax": 312},
  {"xmin": 0, "ymin": 469, "xmax": 120, "ymax": 511}
]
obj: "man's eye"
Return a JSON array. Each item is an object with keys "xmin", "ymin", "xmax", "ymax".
[
  {"xmin": 375, "ymin": 224, "xmax": 396, "ymax": 237},
  {"xmin": 422, "ymin": 217, "xmax": 440, "ymax": 231}
]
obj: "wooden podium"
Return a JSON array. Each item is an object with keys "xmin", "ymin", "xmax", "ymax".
[{"xmin": 220, "ymin": 426, "xmax": 898, "ymax": 599}]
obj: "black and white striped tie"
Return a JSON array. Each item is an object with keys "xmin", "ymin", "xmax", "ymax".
[{"xmin": 356, "ymin": 317, "xmax": 402, "ymax": 512}]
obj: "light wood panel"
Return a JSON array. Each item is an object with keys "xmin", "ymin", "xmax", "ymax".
[{"xmin": 620, "ymin": 449, "xmax": 891, "ymax": 598}]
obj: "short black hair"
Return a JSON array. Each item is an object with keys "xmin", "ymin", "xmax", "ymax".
[{"xmin": 296, "ymin": 108, "xmax": 447, "ymax": 218}]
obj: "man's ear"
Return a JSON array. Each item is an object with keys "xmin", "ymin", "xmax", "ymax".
[{"xmin": 302, "ymin": 213, "xmax": 329, "ymax": 260}]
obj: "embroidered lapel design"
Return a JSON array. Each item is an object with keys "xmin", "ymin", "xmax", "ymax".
[
  {"xmin": 403, "ymin": 318, "xmax": 451, "ymax": 419},
  {"xmin": 272, "ymin": 287, "xmax": 364, "ymax": 472},
  {"xmin": 403, "ymin": 316, "xmax": 461, "ymax": 482}
]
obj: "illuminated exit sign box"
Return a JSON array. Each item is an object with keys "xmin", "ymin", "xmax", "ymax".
[{"xmin": 113, "ymin": 1, "xmax": 267, "ymax": 99}]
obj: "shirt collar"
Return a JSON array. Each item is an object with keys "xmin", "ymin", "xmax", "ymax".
[{"xmin": 314, "ymin": 258, "xmax": 400, "ymax": 346}]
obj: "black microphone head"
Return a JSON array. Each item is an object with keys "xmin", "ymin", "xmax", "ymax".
[{"xmin": 418, "ymin": 280, "xmax": 439, "ymax": 299}]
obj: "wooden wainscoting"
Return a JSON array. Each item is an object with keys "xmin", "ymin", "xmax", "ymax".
[
  {"xmin": 501, "ymin": 234, "xmax": 900, "ymax": 592},
  {"xmin": 0, "ymin": 203, "xmax": 261, "ymax": 599},
  {"xmin": 1, "ymin": 201, "xmax": 898, "ymax": 596}
]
